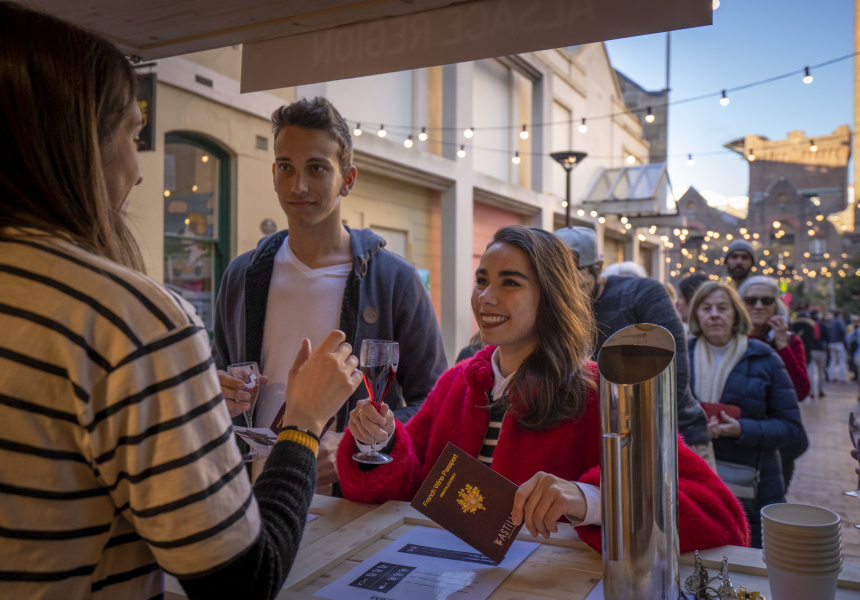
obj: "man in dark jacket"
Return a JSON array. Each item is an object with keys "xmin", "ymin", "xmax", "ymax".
[
  {"xmin": 554, "ymin": 226, "xmax": 713, "ymax": 466},
  {"xmin": 725, "ymin": 239, "xmax": 755, "ymax": 288},
  {"xmin": 212, "ymin": 97, "xmax": 447, "ymax": 491},
  {"xmin": 808, "ymin": 309, "xmax": 830, "ymax": 396}
]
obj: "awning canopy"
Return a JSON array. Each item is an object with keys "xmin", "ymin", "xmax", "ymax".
[
  {"xmin": 22, "ymin": 0, "xmax": 712, "ymax": 92},
  {"xmin": 579, "ymin": 163, "xmax": 685, "ymax": 225}
]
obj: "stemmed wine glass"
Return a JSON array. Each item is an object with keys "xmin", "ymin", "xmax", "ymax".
[
  {"xmin": 228, "ymin": 361, "xmax": 262, "ymax": 462},
  {"xmin": 353, "ymin": 340, "xmax": 398, "ymax": 465},
  {"xmin": 845, "ymin": 412, "xmax": 860, "ymax": 498}
]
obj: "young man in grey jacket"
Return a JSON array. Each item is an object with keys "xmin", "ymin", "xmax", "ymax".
[{"xmin": 212, "ymin": 97, "xmax": 447, "ymax": 491}]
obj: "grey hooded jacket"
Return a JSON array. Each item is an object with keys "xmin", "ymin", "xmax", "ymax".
[{"xmin": 212, "ymin": 227, "xmax": 448, "ymax": 431}]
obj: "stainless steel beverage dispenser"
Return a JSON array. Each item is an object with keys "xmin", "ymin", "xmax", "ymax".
[{"xmin": 597, "ymin": 324, "xmax": 679, "ymax": 600}]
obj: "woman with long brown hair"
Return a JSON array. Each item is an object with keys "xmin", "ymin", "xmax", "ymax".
[
  {"xmin": 338, "ymin": 225, "xmax": 749, "ymax": 552},
  {"xmin": 0, "ymin": 3, "xmax": 361, "ymax": 598}
]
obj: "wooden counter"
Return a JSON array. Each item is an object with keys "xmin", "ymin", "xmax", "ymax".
[{"xmin": 166, "ymin": 495, "xmax": 860, "ymax": 599}]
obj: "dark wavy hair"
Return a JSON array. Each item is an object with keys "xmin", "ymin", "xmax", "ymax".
[
  {"xmin": 271, "ymin": 96, "xmax": 353, "ymax": 174},
  {"xmin": 0, "ymin": 1, "xmax": 143, "ymax": 270},
  {"xmin": 487, "ymin": 226, "xmax": 596, "ymax": 429}
]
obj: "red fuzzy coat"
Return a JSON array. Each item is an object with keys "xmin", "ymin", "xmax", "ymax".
[{"xmin": 338, "ymin": 346, "xmax": 750, "ymax": 552}]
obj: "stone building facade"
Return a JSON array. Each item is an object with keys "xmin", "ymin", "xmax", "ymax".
[{"xmin": 615, "ymin": 70, "xmax": 669, "ymax": 165}]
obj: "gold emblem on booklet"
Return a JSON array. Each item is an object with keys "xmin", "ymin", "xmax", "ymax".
[
  {"xmin": 456, "ymin": 484, "xmax": 486, "ymax": 514},
  {"xmin": 410, "ymin": 442, "xmax": 524, "ymax": 564}
]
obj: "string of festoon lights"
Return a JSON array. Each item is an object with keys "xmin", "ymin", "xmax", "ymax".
[
  {"xmin": 665, "ymin": 223, "xmax": 860, "ymax": 283},
  {"xmin": 348, "ymin": 49, "xmax": 858, "ymax": 167}
]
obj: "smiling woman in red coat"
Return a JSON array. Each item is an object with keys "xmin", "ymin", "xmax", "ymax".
[{"xmin": 337, "ymin": 225, "xmax": 749, "ymax": 552}]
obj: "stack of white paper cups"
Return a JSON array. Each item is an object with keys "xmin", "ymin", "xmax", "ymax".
[{"xmin": 761, "ymin": 503, "xmax": 843, "ymax": 600}]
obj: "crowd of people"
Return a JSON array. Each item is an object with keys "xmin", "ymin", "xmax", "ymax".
[{"xmin": 0, "ymin": 3, "xmax": 857, "ymax": 598}]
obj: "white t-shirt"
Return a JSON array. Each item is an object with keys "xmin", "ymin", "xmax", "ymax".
[{"xmin": 254, "ymin": 239, "xmax": 351, "ymax": 429}]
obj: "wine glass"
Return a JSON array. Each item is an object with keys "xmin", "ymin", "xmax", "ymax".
[
  {"xmin": 845, "ymin": 412, "xmax": 860, "ymax": 498},
  {"xmin": 353, "ymin": 340, "xmax": 398, "ymax": 465},
  {"xmin": 228, "ymin": 361, "xmax": 262, "ymax": 462}
]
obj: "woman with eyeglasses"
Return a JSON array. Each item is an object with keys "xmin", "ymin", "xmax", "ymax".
[
  {"xmin": 686, "ymin": 281, "xmax": 802, "ymax": 548},
  {"xmin": 737, "ymin": 276, "xmax": 810, "ymax": 493}
]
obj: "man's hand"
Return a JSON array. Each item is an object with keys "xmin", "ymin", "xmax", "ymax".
[
  {"xmin": 316, "ymin": 431, "xmax": 344, "ymax": 487},
  {"xmin": 279, "ymin": 331, "xmax": 362, "ymax": 436},
  {"xmin": 511, "ymin": 472, "xmax": 586, "ymax": 538},
  {"xmin": 218, "ymin": 370, "xmax": 268, "ymax": 418}
]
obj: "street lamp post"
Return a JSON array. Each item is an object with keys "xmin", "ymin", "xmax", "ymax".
[{"xmin": 550, "ymin": 151, "xmax": 587, "ymax": 226}]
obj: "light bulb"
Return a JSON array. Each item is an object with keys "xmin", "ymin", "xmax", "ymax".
[
  {"xmin": 809, "ymin": 140, "xmax": 818, "ymax": 152},
  {"xmin": 747, "ymin": 149, "xmax": 755, "ymax": 161},
  {"xmin": 353, "ymin": 123, "xmax": 363, "ymax": 136},
  {"xmin": 464, "ymin": 127, "xmax": 473, "ymax": 139},
  {"xmin": 626, "ymin": 155, "xmax": 636, "ymax": 164},
  {"xmin": 404, "ymin": 135, "xmax": 413, "ymax": 149},
  {"xmin": 519, "ymin": 125, "xmax": 529, "ymax": 140},
  {"xmin": 378, "ymin": 124, "xmax": 387, "ymax": 138},
  {"xmin": 511, "ymin": 151, "xmax": 520, "ymax": 165},
  {"xmin": 418, "ymin": 127, "xmax": 428, "ymax": 141},
  {"xmin": 803, "ymin": 67, "xmax": 813, "ymax": 84},
  {"xmin": 457, "ymin": 145, "xmax": 466, "ymax": 158},
  {"xmin": 720, "ymin": 90, "xmax": 729, "ymax": 106},
  {"xmin": 687, "ymin": 154, "xmax": 695, "ymax": 166},
  {"xmin": 578, "ymin": 118, "xmax": 588, "ymax": 133},
  {"xmin": 713, "ymin": 0, "xmax": 720, "ymax": 9},
  {"xmin": 645, "ymin": 107, "xmax": 655, "ymax": 123}
]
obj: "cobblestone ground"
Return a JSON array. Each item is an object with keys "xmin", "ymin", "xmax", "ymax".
[{"xmin": 785, "ymin": 377, "xmax": 860, "ymax": 562}]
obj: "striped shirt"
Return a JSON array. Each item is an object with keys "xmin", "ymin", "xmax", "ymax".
[
  {"xmin": 477, "ymin": 403, "xmax": 506, "ymax": 466},
  {"xmin": 0, "ymin": 232, "xmax": 259, "ymax": 599},
  {"xmin": 478, "ymin": 349, "xmax": 514, "ymax": 467}
]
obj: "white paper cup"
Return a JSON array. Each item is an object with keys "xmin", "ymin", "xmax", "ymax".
[
  {"xmin": 763, "ymin": 545, "xmax": 843, "ymax": 572},
  {"xmin": 762, "ymin": 528, "xmax": 842, "ymax": 555},
  {"xmin": 760, "ymin": 503, "xmax": 840, "ymax": 533},
  {"xmin": 766, "ymin": 563, "xmax": 839, "ymax": 600}
]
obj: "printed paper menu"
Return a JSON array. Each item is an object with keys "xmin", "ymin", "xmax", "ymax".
[{"xmin": 313, "ymin": 526, "xmax": 537, "ymax": 600}]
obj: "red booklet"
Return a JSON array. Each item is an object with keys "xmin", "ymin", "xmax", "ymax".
[
  {"xmin": 699, "ymin": 401, "xmax": 741, "ymax": 422},
  {"xmin": 410, "ymin": 442, "xmax": 524, "ymax": 564}
]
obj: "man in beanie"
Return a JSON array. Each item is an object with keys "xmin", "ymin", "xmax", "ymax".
[
  {"xmin": 725, "ymin": 239, "xmax": 755, "ymax": 288},
  {"xmin": 554, "ymin": 226, "xmax": 714, "ymax": 467}
]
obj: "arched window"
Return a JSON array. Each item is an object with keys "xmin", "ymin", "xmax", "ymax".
[{"xmin": 162, "ymin": 132, "xmax": 230, "ymax": 334}]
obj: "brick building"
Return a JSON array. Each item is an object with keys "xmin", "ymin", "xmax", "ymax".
[{"xmin": 723, "ymin": 126, "xmax": 853, "ymax": 281}]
